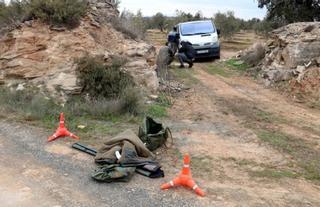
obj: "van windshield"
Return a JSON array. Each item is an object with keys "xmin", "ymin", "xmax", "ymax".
[{"xmin": 180, "ymin": 21, "xmax": 215, "ymax": 36}]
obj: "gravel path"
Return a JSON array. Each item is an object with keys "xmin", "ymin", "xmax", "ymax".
[{"xmin": 0, "ymin": 120, "xmax": 200, "ymax": 207}]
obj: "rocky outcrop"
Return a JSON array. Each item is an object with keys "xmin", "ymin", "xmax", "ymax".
[
  {"xmin": 242, "ymin": 22, "xmax": 320, "ymax": 102},
  {"xmin": 0, "ymin": 1, "xmax": 158, "ymax": 101},
  {"xmin": 89, "ymin": 0, "xmax": 119, "ymax": 23},
  {"xmin": 262, "ymin": 22, "xmax": 320, "ymax": 77},
  {"xmin": 239, "ymin": 43, "xmax": 265, "ymax": 66}
]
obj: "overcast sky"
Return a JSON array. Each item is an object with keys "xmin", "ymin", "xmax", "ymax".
[
  {"xmin": 120, "ymin": 0, "xmax": 267, "ymax": 20},
  {"xmin": 4, "ymin": 0, "xmax": 266, "ymax": 20}
]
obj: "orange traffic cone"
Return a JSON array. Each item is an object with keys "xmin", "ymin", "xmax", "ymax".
[
  {"xmin": 48, "ymin": 113, "xmax": 80, "ymax": 142},
  {"xmin": 161, "ymin": 154, "xmax": 205, "ymax": 197}
]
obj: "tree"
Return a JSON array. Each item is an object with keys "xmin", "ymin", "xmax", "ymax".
[
  {"xmin": 194, "ymin": 11, "xmax": 204, "ymax": 20},
  {"xmin": 213, "ymin": 11, "xmax": 240, "ymax": 39},
  {"xmin": 258, "ymin": 0, "xmax": 320, "ymax": 23},
  {"xmin": 116, "ymin": 9, "xmax": 146, "ymax": 39},
  {"xmin": 152, "ymin": 12, "xmax": 166, "ymax": 32}
]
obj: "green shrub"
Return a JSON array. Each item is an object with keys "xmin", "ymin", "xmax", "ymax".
[
  {"xmin": 253, "ymin": 19, "xmax": 278, "ymax": 37},
  {"xmin": 0, "ymin": 0, "xmax": 27, "ymax": 34},
  {"xmin": 0, "ymin": 0, "xmax": 87, "ymax": 31},
  {"xmin": 119, "ymin": 87, "xmax": 142, "ymax": 115},
  {"xmin": 213, "ymin": 11, "xmax": 240, "ymax": 39},
  {"xmin": 147, "ymin": 104, "xmax": 167, "ymax": 118},
  {"xmin": 76, "ymin": 55, "xmax": 142, "ymax": 115},
  {"xmin": 0, "ymin": 87, "xmax": 59, "ymax": 120},
  {"xmin": 27, "ymin": 0, "xmax": 87, "ymax": 27},
  {"xmin": 76, "ymin": 55, "xmax": 133, "ymax": 99}
]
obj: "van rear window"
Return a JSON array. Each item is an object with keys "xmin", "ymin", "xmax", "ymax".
[{"xmin": 181, "ymin": 21, "xmax": 215, "ymax": 36}]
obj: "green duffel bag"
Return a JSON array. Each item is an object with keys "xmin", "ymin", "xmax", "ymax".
[
  {"xmin": 138, "ymin": 117, "xmax": 172, "ymax": 151},
  {"xmin": 92, "ymin": 164, "xmax": 136, "ymax": 183}
]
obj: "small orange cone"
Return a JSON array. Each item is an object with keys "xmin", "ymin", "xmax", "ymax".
[
  {"xmin": 48, "ymin": 113, "xmax": 80, "ymax": 142},
  {"xmin": 161, "ymin": 154, "xmax": 205, "ymax": 197}
]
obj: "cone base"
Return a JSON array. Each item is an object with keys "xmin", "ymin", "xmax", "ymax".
[{"xmin": 160, "ymin": 154, "xmax": 205, "ymax": 197}]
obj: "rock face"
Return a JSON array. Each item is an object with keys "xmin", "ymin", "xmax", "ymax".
[
  {"xmin": 264, "ymin": 22, "xmax": 320, "ymax": 70},
  {"xmin": 0, "ymin": 1, "xmax": 158, "ymax": 100}
]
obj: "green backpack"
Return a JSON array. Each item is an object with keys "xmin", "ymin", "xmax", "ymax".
[{"xmin": 138, "ymin": 117, "xmax": 172, "ymax": 151}]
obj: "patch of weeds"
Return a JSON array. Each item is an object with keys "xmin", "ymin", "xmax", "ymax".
[
  {"xmin": 300, "ymin": 125, "xmax": 320, "ymax": 137},
  {"xmin": 224, "ymin": 157, "xmax": 300, "ymax": 180},
  {"xmin": 0, "ymin": 87, "xmax": 60, "ymax": 123},
  {"xmin": 220, "ymin": 98, "xmax": 286, "ymax": 128},
  {"xmin": 146, "ymin": 92, "xmax": 174, "ymax": 118},
  {"xmin": 225, "ymin": 58, "xmax": 249, "ymax": 72},
  {"xmin": 256, "ymin": 129, "xmax": 320, "ymax": 181},
  {"xmin": 157, "ymin": 92, "xmax": 173, "ymax": 107},
  {"xmin": 206, "ymin": 63, "xmax": 234, "ymax": 77},
  {"xmin": 255, "ymin": 111, "xmax": 274, "ymax": 123},
  {"xmin": 256, "ymin": 130, "xmax": 297, "ymax": 153},
  {"xmin": 250, "ymin": 169, "xmax": 299, "ymax": 179},
  {"xmin": 147, "ymin": 104, "xmax": 167, "ymax": 118},
  {"xmin": 0, "ymin": 86, "xmax": 141, "ymax": 141},
  {"xmin": 191, "ymin": 155, "xmax": 215, "ymax": 177},
  {"xmin": 170, "ymin": 67, "xmax": 199, "ymax": 86}
]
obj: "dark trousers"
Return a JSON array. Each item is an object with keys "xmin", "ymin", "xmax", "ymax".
[{"xmin": 177, "ymin": 53, "xmax": 192, "ymax": 66}]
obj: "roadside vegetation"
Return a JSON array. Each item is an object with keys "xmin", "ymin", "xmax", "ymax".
[
  {"xmin": 205, "ymin": 58, "xmax": 250, "ymax": 78},
  {"xmin": 0, "ymin": 53, "xmax": 176, "ymax": 141},
  {"xmin": 0, "ymin": 0, "xmax": 87, "ymax": 33}
]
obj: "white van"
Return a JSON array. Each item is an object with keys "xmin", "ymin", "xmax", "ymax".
[{"xmin": 176, "ymin": 20, "xmax": 220, "ymax": 59}]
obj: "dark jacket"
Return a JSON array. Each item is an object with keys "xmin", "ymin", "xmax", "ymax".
[{"xmin": 179, "ymin": 41, "xmax": 196, "ymax": 59}]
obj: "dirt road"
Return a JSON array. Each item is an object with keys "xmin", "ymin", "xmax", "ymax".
[
  {"xmin": 0, "ymin": 121, "xmax": 198, "ymax": 207},
  {"xmin": 163, "ymin": 57, "xmax": 320, "ymax": 206}
]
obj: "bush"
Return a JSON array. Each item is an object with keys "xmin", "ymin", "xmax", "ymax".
[
  {"xmin": 0, "ymin": 0, "xmax": 27, "ymax": 34},
  {"xmin": 76, "ymin": 55, "xmax": 141, "ymax": 115},
  {"xmin": 0, "ymin": 87, "xmax": 60, "ymax": 120},
  {"xmin": 76, "ymin": 56, "xmax": 133, "ymax": 99},
  {"xmin": 253, "ymin": 19, "xmax": 280, "ymax": 37},
  {"xmin": 213, "ymin": 11, "xmax": 240, "ymax": 39},
  {"xmin": 0, "ymin": 0, "xmax": 87, "ymax": 31},
  {"xmin": 27, "ymin": 0, "xmax": 88, "ymax": 28}
]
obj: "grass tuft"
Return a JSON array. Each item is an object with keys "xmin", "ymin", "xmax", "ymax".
[
  {"xmin": 256, "ymin": 130, "xmax": 320, "ymax": 181},
  {"xmin": 147, "ymin": 104, "xmax": 167, "ymax": 118},
  {"xmin": 250, "ymin": 169, "xmax": 299, "ymax": 179},
  {"xmin": 225, "ymin": 58, "xmax": 250, "ymax": 71}
]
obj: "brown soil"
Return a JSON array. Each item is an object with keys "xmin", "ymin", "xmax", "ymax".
[{"xmin": 161, "ymin": 46, "xmax": 320, "ymax": 206}]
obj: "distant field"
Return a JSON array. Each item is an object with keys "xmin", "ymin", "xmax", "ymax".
[{"xmin": 221, "ymin": 31, "xmax": 265, "ymax": 51}]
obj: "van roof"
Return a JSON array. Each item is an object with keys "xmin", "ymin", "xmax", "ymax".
[{"xmin": 179, "ymin": 20, "xmax": 213, "ymax": 25}]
